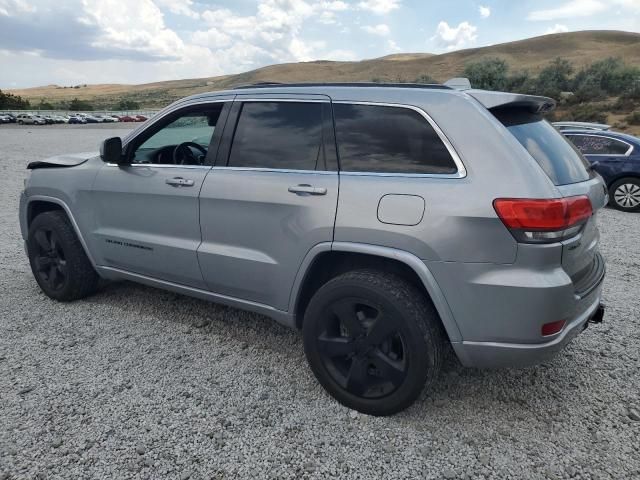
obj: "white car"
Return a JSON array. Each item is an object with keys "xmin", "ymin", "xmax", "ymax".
[{"xmin": 16, "ymin": 114, "xmax": 45, "ymax": 125}]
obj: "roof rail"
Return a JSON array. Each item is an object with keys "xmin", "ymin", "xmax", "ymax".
[
  {"xmin": 232, "ymin": 82, "xmax": 451, "ymax": 90},
  {"xmin": 444, "ymin": 77, "xmax": 472, "ymax": 90}
]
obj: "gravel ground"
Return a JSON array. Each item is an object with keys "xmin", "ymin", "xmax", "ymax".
[{"xmin": 1, "ymin": 124, "xmax": 639, "ymax": 479}]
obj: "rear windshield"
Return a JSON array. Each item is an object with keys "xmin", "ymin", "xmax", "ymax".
[{"xmin": 493, "ymin": 108, "xmax": 590, "ymax": 185}]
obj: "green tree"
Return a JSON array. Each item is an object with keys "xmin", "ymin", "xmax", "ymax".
[
  {"xmin": 0, "ymin": 89, "xmax": 31, "ymax": 109},
  {"xmin": 463, "ymin": 57, "xmax": 509, "ymax": 90},
  {"xmin": 118, "ymin": 99, "xmax": 140, "ymax": 110},
  {"xmin": 38, "ymin": 99, "xmax": 55, "ymax": 110},
  {"xmin": 573, "ymin": 57, "xmax": 640, "ymax": 96},
  {"xmin": 69, "ymin": 98, "xmax": 94, "ymax": 111},
  {"xmin": 534, "ymin": 57, "xmax": 573, "ymax": 98}
]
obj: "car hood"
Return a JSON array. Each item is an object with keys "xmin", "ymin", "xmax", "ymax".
[{"xmin": 27, "ymin": 151, "xmax": 97, "ymax": 170}]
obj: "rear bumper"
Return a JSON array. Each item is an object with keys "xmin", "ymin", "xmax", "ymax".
[{"xmin": 452, "ymin": 290, "xmax": 604, "ymax": 368}]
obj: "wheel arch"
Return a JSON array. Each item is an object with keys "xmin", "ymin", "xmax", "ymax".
[
  {"xmin": 608, "ymin": 173, "xmax": 640, "ymax": 187},
  {"xmin": 25, "ymin": 196, "xmax": 97, "ymax": 268},
  {"xmin": 289, "ymin": 242, "xmax": 462, "ymax": 343}
]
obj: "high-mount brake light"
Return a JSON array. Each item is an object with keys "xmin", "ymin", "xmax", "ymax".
[{"xmin": 493, "ymin": 196, "xmax": 593, "ymax": 243}]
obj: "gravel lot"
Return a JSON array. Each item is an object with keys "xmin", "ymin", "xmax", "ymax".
[{"xmin": 1, "ymin": 124, "xmax": 639, "ymax": 479}]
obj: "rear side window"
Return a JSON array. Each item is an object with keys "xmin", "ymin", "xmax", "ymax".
[
  {"xmin": 333, "ymin": 103, "xmax": 457, "ymax": 174},
  {"xmin": 566, "ymin": 134, "xmax": 630, "ymax": 156},
  {"xmin": 228, "ymin": 102, "xmax": 325, "ymax": 170},
  {"xmin": 493, "ymin": 109, "xmax": 590, "ymax": 186}
]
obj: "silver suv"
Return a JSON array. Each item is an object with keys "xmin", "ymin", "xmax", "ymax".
[{"xmin": 19, "ymin": 82, "xmax": 607, "ymax": 415}]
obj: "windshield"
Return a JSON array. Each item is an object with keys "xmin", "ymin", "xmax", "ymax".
[{"xmin": 493, "ymin": 108, "xmax": 590, "ymax": 186}]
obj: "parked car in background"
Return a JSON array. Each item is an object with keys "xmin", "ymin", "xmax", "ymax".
[
  {"xmin": 134, "ymin": 114, "xmax": 148, "ymax": 122},
  {"xmin": 117, "ymin": 115, "xmax": 136, "ymax": 122},
  {"xmin": 97, "ymin": 115, "xmax": 117, "ymax": 123},
  {"xmin": 20, "ymin": 82, "xmax": 607, "ymax": 415},
  {"xmin": 1, "ymin": 113, "xmax": 16, "ymax": 123},
  {"xmin": 16, "ymin": 114, "xmax": 45, "ymax": 125},
  {"xmin": 563, "ymin": 130, "xmax": 640, "ymax": 212},
  {"xmin": 0, "ymin": 114, "xmax": 11, "ymax": 124},
  {"xmin": 68, "ymin": 115, "xmax": 87, "ymax": 124},
  {"xmin": 84, "ymin": 115, "xmax": 102, "ymax": 123},
  {"xmin": 36, "ymin": 115, "xmax": 53, "ymax": 125},
  {"xmin": 554, "ymin": 121, "xmax": 610, "ymax": 132}
]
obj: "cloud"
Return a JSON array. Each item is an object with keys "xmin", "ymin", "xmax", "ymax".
[
  {"xmin": 528, "ymin": 0, "xmax": 606, "ymax": 20},
  {"xmin": 387, "ymin": 39, "xmax": 402, "ymax": 52},
  {"xmin": 432, "ymin": 21, "xmax": 478, "ymax": 50},
  {"xmin": 479, "ymin": 5, "xmax": 491, "ymax": 18},
  {"xmin": 545, "ymin": 23, "xmax": 570, "ymax": 34},
  {"xmin": 362, "ymin": 23, "xmax": 391, "ymax": 36},
  {"xmin": 153, "ymin": 0, "xmax": 199, "ymax": 19},
  {"xmin": 0, "ymin": 0, "xmax": 184, "ymax": 61},
  {"xmin": 0, "ymin": 0, "xmax": 35, "ymax": 16},
  {"xmin": 357, "ymin": 0, "xmax": 401, "ymax": 15}
]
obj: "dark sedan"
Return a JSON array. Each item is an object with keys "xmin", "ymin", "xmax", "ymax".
[{"xmin": 563, "ymin": 130, "xmax": 640, "ymax": 212}]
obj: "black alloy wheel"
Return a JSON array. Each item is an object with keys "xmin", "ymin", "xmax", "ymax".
[
  {"xmin": 32, "ymin": 227, "xmax": 68, "ymax": 292},
  {"xmin": 315, "ymin": 297, "xmax": 408, "ymax": 399},
  {"xmin": 303, "ymin": 270, "xmax": 445, "ymax": 416},
  {"xmin": 27, "ymin": 211, "xmax": 99, "ymax": 301}
]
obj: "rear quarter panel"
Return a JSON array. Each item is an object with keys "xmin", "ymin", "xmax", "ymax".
[{"xmin": 331, "ymin": 89, "xmax": 559, "ymax": 264}]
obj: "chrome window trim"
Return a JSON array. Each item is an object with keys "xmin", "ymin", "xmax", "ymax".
[
  {"xmin": 210, "ymin": 166, "xmax": 336, "ymax": 175},
  {"xmin": 331, "ymin": 100, "xmax": 467, "ymax": 179},
  {"xmin": 565, "ymin": 133, "xmax": 634, "ymax": 157},
  {"xmin": 234, "ymin": 97, "xmax": 330, "ymax": 103},
  {"xmin": 106, "ymin": 163, "xmax": 211, "ymax": 169}
]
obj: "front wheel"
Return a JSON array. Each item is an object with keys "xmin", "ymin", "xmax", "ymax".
[
  {"xmin": 303, "ymin": 270, "xmax": 445, "ymax": 416},
  {"xmin": 609, "ymin": 178, "xmax": 640, "ymax": 212},
  {"xmin": 27, "ymin": 211, "xmax": 99, "ymax": 301}
]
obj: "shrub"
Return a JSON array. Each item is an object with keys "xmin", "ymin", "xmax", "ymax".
[
  {"xmin": 535, "ymin": 57, "xmax": 573, "ymax": 98},
  {"xmin": 565, "ymin": 103, "xmax": 608, "ymax": 124},
  {"xmin": 414, "ymin": 74, "xmax": 436, "ymax": 84},
  {"xmin": 463, "ymin": 57, "xmax": 509, "ymax": 90},
  {"xmin": 626, "ymin": 111, "xmax": 640, "ymax": 125},
  {"xmin": 69, "ymin": 98, "xmax": 94, "ymax": 111}
]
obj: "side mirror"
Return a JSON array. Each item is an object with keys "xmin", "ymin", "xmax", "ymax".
[{"xmin": 100, "ymin": 137, "xmax": 123, "ymax": 164}]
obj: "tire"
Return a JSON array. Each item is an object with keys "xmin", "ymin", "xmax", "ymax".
[
  {"xmin": 18, "ymin": 120, "xmax": 23, "ymax": 125},
  {"xmin": 302, "ymin": 269, "xmax": 445, "ymax": 416},
  {"xmin": 609, "ymin": 178, "xmax": 640, "ymax": 212},
  {"xmin": 27, "ymin": 211, "xmax": 99, "ymax": 301}
]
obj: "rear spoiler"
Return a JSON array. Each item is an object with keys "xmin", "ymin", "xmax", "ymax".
[{"xmin": 466, "ymin": 90, "xmax": 556, "ymax": 114}]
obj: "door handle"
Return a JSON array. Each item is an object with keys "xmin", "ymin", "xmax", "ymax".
[
  {"xmin": 288, "ymin": 184, "xmax": 327, "ymax": 196},
  {"xmin": 166, "ymin": 177, "xmax": 195, "ymax": 187}
]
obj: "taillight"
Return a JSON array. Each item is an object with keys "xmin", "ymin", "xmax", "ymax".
[{"xmin": 493, "ymin": 195, "xmax": 592, "ymax": 243}]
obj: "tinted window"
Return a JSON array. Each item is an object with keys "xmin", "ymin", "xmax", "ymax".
[
  {"xmin": 333, "ymin": 104, "xmax": 457, "ymax": 174},
  {"xmin": 566, "ymin": 134, "xmax": 630, "ymax": 155},
  {"xmin": 494, "ymin": 109, "xmax": 590, "ymax": 186},
  {"xmin": 228, "ymin": 102, "xmax": 324, "ymax": 170}
]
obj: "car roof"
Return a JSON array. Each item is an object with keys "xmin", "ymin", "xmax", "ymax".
[{"xmin": 561, "ymin": 129, "xmax": 640, "ymax": 145}]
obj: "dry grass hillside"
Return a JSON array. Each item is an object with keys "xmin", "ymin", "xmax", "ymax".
[{"xmin": 8, "ymin": 30, "xmax": 640, "ymax": 109}]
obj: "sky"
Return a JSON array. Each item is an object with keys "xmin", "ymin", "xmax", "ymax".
[{"xmin": 0, "ymin": 0, "xmax": 639, "ymax": 89}]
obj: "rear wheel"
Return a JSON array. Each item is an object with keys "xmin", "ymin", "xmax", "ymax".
[
  {"xmin": 609, "ymin": 178, "xmax": 640, "ymax": 212},
  {"xmin": 302, "ymin": 270, "xmax": 444, "ymax": 416},
  {"xmin": 27, "ymin": 211, "xmax": 99, "ymax": 301}
]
